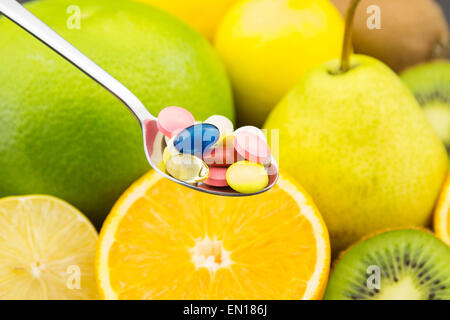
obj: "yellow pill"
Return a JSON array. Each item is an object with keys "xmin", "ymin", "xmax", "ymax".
[
  {"xmin": 226, "ymin": 161, "xmax": 269, "ymax": 194},
  {"xmin": 216, "ymin": 133, "xmax": 235, "ymax": 148},
  {"xmin": 162, "ymin": 147, "xmax": 173, "ymax": 164},
  {"xmin": 165, "ymin": 154, "xmax": 209, "ymax": 184},
  {"xmin": 157, "ymin": 160, "xmax": 166, "ymax": 173}
]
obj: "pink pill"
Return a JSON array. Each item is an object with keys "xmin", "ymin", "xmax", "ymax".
[
  {"xmin": 203, "ymin": 167, "xmax": 228, "ymax": 187},
  {"xmin": 157, "ymin": 106, "xmax": 195, "ymax": 138},
  {"xmin": 203, "ymin": 146, "xmax": 240, "ymax": 167},
  {"xmin": 266, "ymin": 162, "xmax": 278, "ymax": 184},
  {"xmin": 234, "ymin": 131, "xmax": 271, "ymax": 164}
]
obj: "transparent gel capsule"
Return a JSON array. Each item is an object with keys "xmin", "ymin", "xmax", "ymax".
[
  {"xmin": 165, "ymin": 154, "xmax": 209, "ymax": 184},
  {"xmin": 173, "ymin": 123, "xmax": 220, "ymax": 155}
]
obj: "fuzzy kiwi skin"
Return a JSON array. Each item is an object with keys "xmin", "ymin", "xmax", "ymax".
[
  {"xmin": 330, "ymin": 0, "xmax": 449, "ymax": 73},
  {"xmin": 401, "ymin": 60, "xmax": 450, "ymax": 151},
  {"xmin": 324, "ymin": 229, "xmax": 450, "ymax": 300}
]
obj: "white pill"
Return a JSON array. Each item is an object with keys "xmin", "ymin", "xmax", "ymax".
[{"xmin": 205, "ymin": 115, "xmax": 234, "ymax": 136}]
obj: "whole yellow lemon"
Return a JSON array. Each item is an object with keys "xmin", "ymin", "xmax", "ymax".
[
  {"xmin": 215, "ymin": 0, "xmax": 344, "ymax": 126},
  {"xmin": 135, "ymin": 0, "xmax": 238, "ymax": 39}
]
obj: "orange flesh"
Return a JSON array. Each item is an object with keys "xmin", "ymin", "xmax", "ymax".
[{"xmin": 103, "ymin": 176, "xmax": 325, "ymax": 300}]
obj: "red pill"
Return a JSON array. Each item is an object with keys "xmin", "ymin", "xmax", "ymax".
[
  {"xmin": 203, "ymin": 146, "xmax": 240, "ymax": 167},
  {"xmin": 203, "ymin": 167, "xmax": 228, "ymax": 187},
  {"xmin": 157, "ymin": 106, "xmax": 195, "ymax": 138},
  {"xmin": 234, "ymin": 131, "xmax": 271, "ymax": 164}
]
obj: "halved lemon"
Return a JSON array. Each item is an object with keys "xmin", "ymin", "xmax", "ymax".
[
  {"xmin": 96, "ymin": 171, "xmax": 330, "ymax": 300},
  {"xmin": 434, "ymin": 174, "xmax": 450, "ymax": 246},
  {"xmin": 0, "ymin": 195, "xmax": 98, "ymax": 299}
]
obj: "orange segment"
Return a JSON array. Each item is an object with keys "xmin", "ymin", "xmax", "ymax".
[
  {"xmin": 96, "ymin": 171, "xmax": 330, "ymax": 300},
  {"xmin": 434, "ymin": 174, "xmax": 450, "ymax": 246}
]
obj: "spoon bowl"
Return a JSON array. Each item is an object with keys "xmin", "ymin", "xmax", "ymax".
[{"xmin": 143, "ymin": 119, "xmax": 279, "ymax": 196}]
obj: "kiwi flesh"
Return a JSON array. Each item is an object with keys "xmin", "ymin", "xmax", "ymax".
[
  {"xmin": 401, "ymin": 61, "xmax": 450, "ymax": 152},
  {"xmin": 324, "ymin": 229, "xmax": 450, "ymax": 300},
  {"xmin": 330, "ymin": 0, "xmax": 449, "ymax": 73}
]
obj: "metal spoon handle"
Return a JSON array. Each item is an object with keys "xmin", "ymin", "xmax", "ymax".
[{"xmin": 0, "ymin": 0, "xmax": 153, "ymax": 123}]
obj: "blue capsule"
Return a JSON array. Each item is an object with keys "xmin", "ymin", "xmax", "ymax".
[{"xmin": 173, "ymin": 123, "xmax": 220, "ymax": 155}]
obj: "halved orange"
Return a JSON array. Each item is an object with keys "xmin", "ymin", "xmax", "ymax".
[
  {"xmin": 434, "ymin": 174, "xmax": 450, "ymax": 246},
  {"xmin": 96, "ymin": 171, "xmax": 330, "ymax": 300}
]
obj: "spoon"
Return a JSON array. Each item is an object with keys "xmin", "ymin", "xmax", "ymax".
[{"xmin": 0, "ymin": 0, "xmax": 279, "ymax": 196}]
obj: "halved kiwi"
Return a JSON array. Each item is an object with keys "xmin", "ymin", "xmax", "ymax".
[
  {"xmin": 324, "ymin": 229, "xmax": 450, "ymax": 300},
  {"xmin": 401, "ymin": 61, "xmax": 450, "ymax": 151}
]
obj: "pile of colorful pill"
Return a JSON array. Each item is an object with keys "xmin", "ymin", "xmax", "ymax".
[{"xmin": 156, "ymin": 106, "xmax": 274, "ymax": 194}]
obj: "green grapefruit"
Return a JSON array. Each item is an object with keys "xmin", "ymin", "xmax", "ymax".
[{"xmin": 0, "ymin": 0, "xmax": 234, "ymax": 226}]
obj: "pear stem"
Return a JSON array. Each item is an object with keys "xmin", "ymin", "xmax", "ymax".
[{"xmin": 340, "ymin": 0, "xmax": 362, "ymax": 73}]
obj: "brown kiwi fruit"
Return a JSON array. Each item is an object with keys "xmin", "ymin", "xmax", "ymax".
[{"xmin": 330, "ymin": 0, "xmax": 449, "ymax": 72}]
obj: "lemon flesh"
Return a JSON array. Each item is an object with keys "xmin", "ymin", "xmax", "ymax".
[{"xmin": 0, "ymin": 196, "xmax": 98, "ymax": 300}]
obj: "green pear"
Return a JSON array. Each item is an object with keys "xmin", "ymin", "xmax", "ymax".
[
  {"xmin": 265, "ymin": 54, "xmax": 447, "ymax": 253},
  {"xmin": 264, "ymin": 0, "xmax": 448, "ymax": 253}
]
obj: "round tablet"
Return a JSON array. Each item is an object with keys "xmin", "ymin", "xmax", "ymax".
[
  {"xmin": 203, "ymin": 167, "xmax": 228, "ymax": 187},
  {"xmin": 165, "ymin": 154, "xmax": 209, "ymax": 184},
  {"xmin": 234, "ymin": 126, "xmax": 267, "ymax": 142},
  {"xmin": 226, "ymin": 161, "xmax": 269, "ymax": 194},
  {"xmin": 156, "ymin": 160, "xmax": 166, "ymax": 173},
  {"xmin": 163, "ymin": 137, "xmax": 180, "ymax": 163},
  {"xmin": 234, "ymin": 131, "xmax": 271, "ymax": 164},
  {"xmin": 163, "ymin": 146, "xmax": 179, "ymax": 165},
  {"xmin": 203, "ymin": 145, "xmax": 239, "ymax": 167},
  {"xmin": 164, "ymin": 135, "xmax": 171, "ymax": 146},
  {"xmin": 205, "ymin": 115, "xmax": 234, "ymax": 136},
  {"xmin": 265, "ymin": 162, "xmax": 278, "ymax": 184},
  {"xmin": 215, "ymin": 133, "xmax": 235, "ymax": 148},
  {"xmin": 157, "ymin": 106, "xmax": 195, "ymax": 138},
  {"xmin": 148, "ymin": 130, "xmax": 165, "ymax": 165}
]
